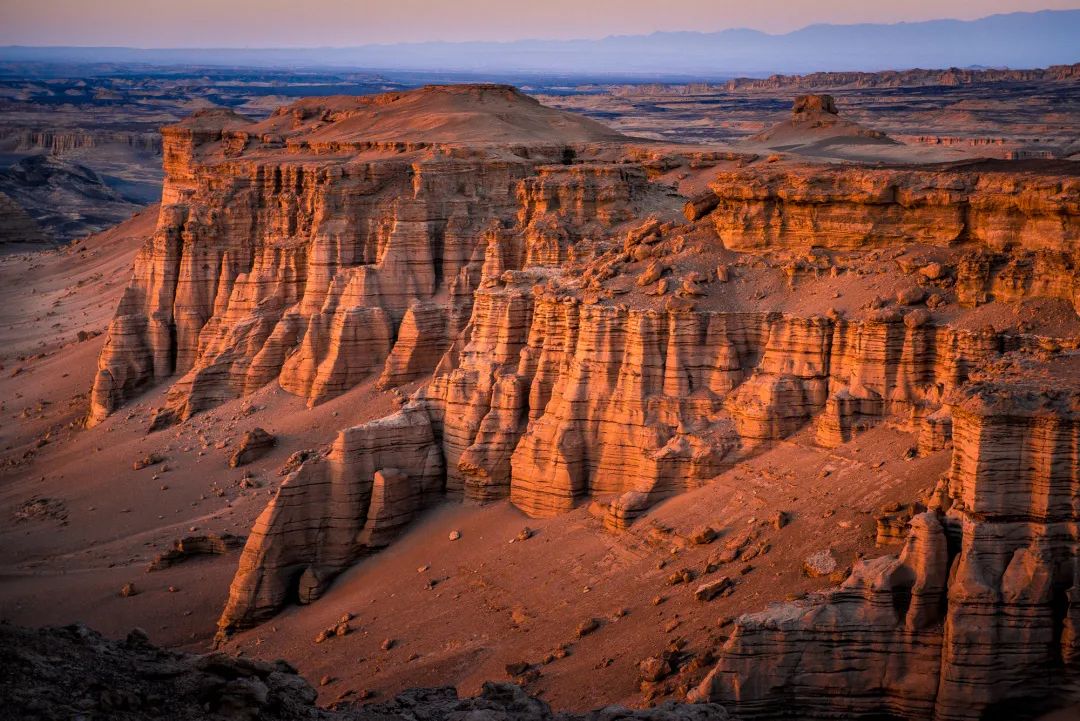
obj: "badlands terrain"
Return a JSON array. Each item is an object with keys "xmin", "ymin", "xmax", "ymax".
[
  {"xmin": 0, "ymin": 74, "xmax": 1079, "ymax": 721},
  {"xmin": 1, "ymin": 62, "xmax": 1077, "ymax": 244}
]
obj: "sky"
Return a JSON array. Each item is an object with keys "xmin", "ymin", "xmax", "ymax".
[{"xmin": 1, "ymin": 0, "xmax": 1078, "ymax": 47}]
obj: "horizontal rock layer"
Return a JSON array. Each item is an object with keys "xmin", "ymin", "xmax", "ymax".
[
  {"xmin": 218, "ymin": 282, "xmax": 1058, "ymax": 629},
  {"xmin": 693, "ymin": 380, "xmax": 1080, "ymax": 720},
  {"xmin": 705, "ymin": 164, "xmax": 1080, "ymax": 253},
  {"xmin": 87, "ymin": 95, "xmax": 1080, "ymax": 721},
  {"xmin": 89, "ymin": 99, "xmax": 661, "ymax": 427}
]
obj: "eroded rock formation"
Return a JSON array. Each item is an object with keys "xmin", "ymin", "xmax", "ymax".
[
  {"xmin": 85, "ymin": 91, "xmax": 1080, "ymax": 720},
  {"xmin": 707, "ymin": 163, "xmax": 1080, "ymax": 258},
  {"xmin": 692, "ymin": 377, "xmax": 1080, "ymax": 720},
  {"xmin": 88, "ymin": 87, "xmax": 650, "ymax": 428}
]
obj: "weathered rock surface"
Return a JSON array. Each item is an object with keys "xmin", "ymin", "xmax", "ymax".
[
  {"xmin": 692, "ymin": 379, "xmax": 1080, "ymax": 720},
  {"xmin": 84, "ymin": 91, "xmax": 1080, "ymax": 721},
  {"xmin": 0, "ymin": 622, "xmax": 729, "ymax": 721},
  {"xmin": 147, "ymin": 533, "xmax": 246, "ymax": 572},
  {"xmin": 229, "ymin": 428, "xmax": 276, "ymax": 468},
  {"xmin": 219, "ymin": 404, "xmax": 444, "ymax": 631},
  {"xmin": 0, "ymin": 622, "xmax": 324, "ymax": 721},
  {"xmin": 350, "ymin": 683, "xmax": 729, "ymax": 720},
  {"xmin": 88, "ymin": 86, "xmax": 658, "ymax": 427},
  {"xmin": 705, "ymin": 162, "xmax": 1080, "ymax": 257}
]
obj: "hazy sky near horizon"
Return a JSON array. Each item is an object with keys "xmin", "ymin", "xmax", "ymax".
[{"xmin": 1, "ymin": 0, "xmax": 1077, "ymax": 47}]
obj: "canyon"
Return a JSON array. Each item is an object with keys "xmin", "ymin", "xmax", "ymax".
[{"xmin": 2, "ymin": 80, "xmax": 1079, "ymax": 721}]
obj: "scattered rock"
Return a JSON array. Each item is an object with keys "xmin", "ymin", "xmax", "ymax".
[
  {"xmin": 575, "ymin": 618, "xmax": 600, "ymax": 638},
  {"xmin": 640, "ymin": 654, "xmax": 674, "ymax": 683},
  {"xmin": 12, "ymin": 497, "xmax": 68, "ymax": 523},
  {"xmin": 689, "ymin": 526, "xmax": 717, "ymax": 545},
  {"xmin": 694, "ymin": 576, "xmax": 734, "ymax": 601},
  {"xmin": 803, "ymin": 549, "xmax": 839, "ymax": 578},
  {"xmin": 919, "ymin": 262, "xmax": 946, "ymax": 280},
  {"xmin": 896, "ymin": 286, "xmax": 927, "ymax": 306},
  {"xmin": 132, "ymin": 453, "xmax": 166, "ymax": 471},
  {"xmin": 147, "ymin": 534, "xmax": 245, "ymax": 571},
  {"xmin": 229, "ymin": 428, "xmax": 276, "ymax": 468}
]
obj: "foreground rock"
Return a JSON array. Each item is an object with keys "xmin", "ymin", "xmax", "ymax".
[
  {"xmin": 0, "ymin": 622, "xmax": 728, "ymax": 721},
  {"xmin": 692, "ymin": 378, "xmax": 1080, "ymax": 720},
  {"xmin": 0, "ymin": 623, "xmax": 323, "ymax": 721}
]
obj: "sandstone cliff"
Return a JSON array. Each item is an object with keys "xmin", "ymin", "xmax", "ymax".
[
  {"xmin": 723, "ymin": 63, "xmax": 1080, "ymax": 91},
  {"xmin": 86, "ymin": 91, "xmax": 1080, "ymax": 719},
  {"xmin": 692, "ymin": 373, "xmax": 1080, "ymax": 720},
  {"xmin": 88, "ymin": 87, "xmax": 659, "ymax": 428},
  {"xmin": 215, "ymin": 155, "xmax": 1079, "ymax": 631}
]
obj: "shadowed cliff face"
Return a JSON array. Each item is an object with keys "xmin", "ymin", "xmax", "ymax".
[{"xmin": 86, "ymin": 85, "xmax": 1080, "ymax": 719}]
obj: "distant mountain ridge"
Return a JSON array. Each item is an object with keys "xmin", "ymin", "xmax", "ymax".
[
  {"xmin": 1, "ymin": 10, "xmax": 1078, "ymax": 76},
  {"xmin": 604, "ymin": 63, "xmax": 1080, "ymax": 97}
]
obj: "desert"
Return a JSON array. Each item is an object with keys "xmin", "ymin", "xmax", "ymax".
[{"xmin": 1, "ymin": 5, "xmax": 1079, "ymax": 721}]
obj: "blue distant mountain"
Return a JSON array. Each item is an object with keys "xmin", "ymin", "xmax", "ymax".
[{"xmin": 2, "ymin": 9, "xmax": 1078, "ymax": 77}]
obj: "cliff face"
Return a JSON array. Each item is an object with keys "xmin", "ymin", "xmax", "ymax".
[
  {"xmin": 707, "ymin": 164, "xmax": 1080, "ymax": 256},
  {"xmin": 217, "ymin": 285, "xmax": 1062, "ymax": 632},
  {"xmin": 12, "ymin": 129, "xmax": 162, "ymax": 155},
  {"xmin": 88, "ymin": 90, "xmax": 657, "ymax": 428},
  {"xmin": 692, "ymin": 377, "xmax": 1080, "ymax": 720},
  {"xmin": 707, "ymin": 164, "xmax": 1080, "ymax": 315},
  {"xmin": 89, "ymin": 89, "xmax": 1080, "ymax": 715}
]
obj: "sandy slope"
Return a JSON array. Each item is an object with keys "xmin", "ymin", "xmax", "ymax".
[{"xmin": 218, "ymin": 422, "xmax": 945, "ymax": 710}]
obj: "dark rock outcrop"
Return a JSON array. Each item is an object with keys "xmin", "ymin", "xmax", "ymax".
[{"xmin": 0, "ymin": 622, "xmax": 728, "ymax": 721}]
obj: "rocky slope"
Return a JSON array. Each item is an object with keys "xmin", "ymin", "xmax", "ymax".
[
  {"xmin": 0, "ymin": 622, "xmax": 728, "ymax": 721},
  {"xmin": 84, "ymin": 86, "xmax": 1080, "ymax": 718},
  {"xmin": 0, "ymin": 190, "xmax": 50, "ymax": 246}
]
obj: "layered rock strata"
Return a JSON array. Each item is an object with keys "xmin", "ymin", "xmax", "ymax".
[
  {"xmin": 692, "ymin": 379, "xmax": 1080, "ymax": 720},
  {"xmin": 84, "ymin": 90, "xmax": 1080, "ymax": 667},
  {"xmin": 706, "ymin": 163, "xmax": 1080, "ymax": 257},
  {"xmin": 703, "ymin": 163, "xmax": 1080, "ymax": 314},
  {"xmin": 219, "ymin": 286, "xmax": 1068, "ymax": 630},
  {"xmin": 219, "ymin": 404, "xmax": 444, "ymax": 630},
  {"xmin": 89, "ymin": 88, "xmax": 655, "ymax": 428}
]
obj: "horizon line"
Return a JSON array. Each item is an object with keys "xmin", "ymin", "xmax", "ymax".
[{"xmin": 0, "ymin": 8, "xmax": 1071, "ymax": 52}]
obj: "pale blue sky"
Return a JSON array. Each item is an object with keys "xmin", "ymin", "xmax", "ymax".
[{"xmin": 1, "ymin": 0, "xmax": 1077, "ymax": 47}]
